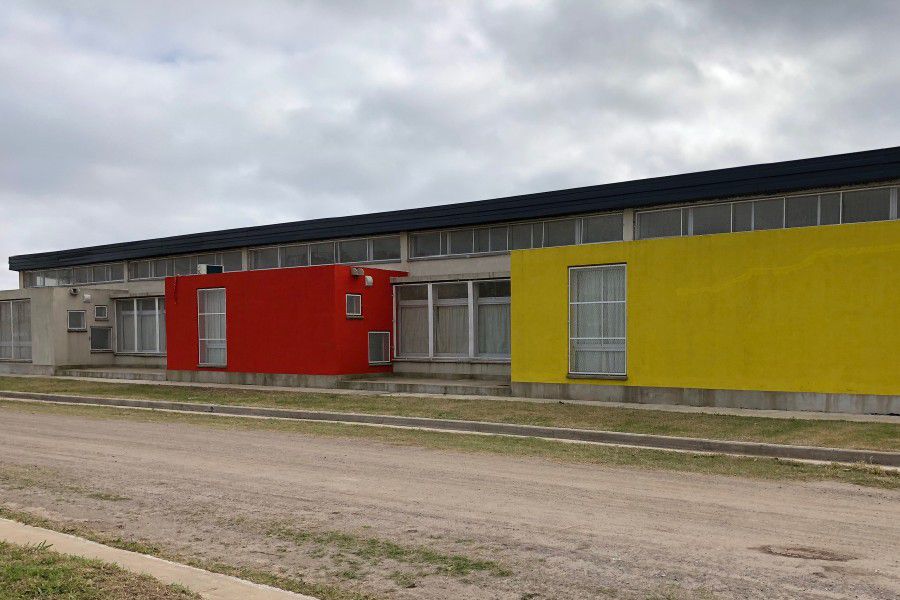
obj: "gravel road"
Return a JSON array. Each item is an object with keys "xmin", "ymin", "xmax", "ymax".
[{"xmin": 0, "ymin": 404, "xmax": 897, "ymax": 599}]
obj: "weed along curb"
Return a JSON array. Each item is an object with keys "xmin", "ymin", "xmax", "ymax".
[{"xmin": 3, "ymin": 390, "xmax": 899, "ymax": 467}]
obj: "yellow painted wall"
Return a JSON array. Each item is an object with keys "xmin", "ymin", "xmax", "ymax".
[{"xmin": 511, "ymin": 221, "xmax": 900, "ymax": 396}]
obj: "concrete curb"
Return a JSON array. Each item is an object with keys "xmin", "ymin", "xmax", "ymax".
[
  {"xmin": 0, "ymin": 518, "xmax": 316, "ymax": 600},
  {"xmin": 2, "ymin": 390, "xmax": 898, "ymax": 467}
]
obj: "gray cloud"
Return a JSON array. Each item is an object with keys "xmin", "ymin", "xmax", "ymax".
[{"xmin": 2, "ymin": 0, "xmax": 899, "ymax": 288}]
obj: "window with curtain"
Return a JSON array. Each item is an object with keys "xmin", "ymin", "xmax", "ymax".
[
  {"xmin": 198, "ymin": 288, "xmax": 226, "ymax": 365},
  {"xmin": 475, "ymin": 281, "xmax": 510, "ymax": 357},
  {"xmin": 115, "ymin": 297, "xmax": 166, "ymax": 354},
  {"xmin": 0, "ymin": 300, "xmax": 31, "ymax": 361},
  {"xmin": 569, "ymin": 265, "xmax": 626, "ymax": 376},
  {"xmin": 394, "ymin": 280, "xmax": 511, "ymax": 361},
  {"xmin": 396, "ymin": 285, "xmax": 429, "ymax": 357},
  {"xmin": 433, "ymin": 283, "xmax": 468, "ymax": 356}
]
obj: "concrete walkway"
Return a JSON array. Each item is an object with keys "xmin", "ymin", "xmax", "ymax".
[
  {"xmin": 3, "ymin": 372, "xmax": 898, "ymax": 423},
  {"xmin": 0, "ymin": 518, "xmax": 316, "ymax": 600}
]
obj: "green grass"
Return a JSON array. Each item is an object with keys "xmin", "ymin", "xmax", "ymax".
[
  {"xmin": 0, "ymin": 540, "xmax": 199, "ymax": 600},
  {"xmin": 266, "ymin": 523, "xmax": 511, "ymax": 577},
  {"xmin": 2, "ymin": 399, "xmax": 898, "ymax": 489},
  {"xmin": 0, "ymin": 507, "xmax": 378, "ymax": 600},
  {"xmin": 0, "ymin": 376, "xmax": 897, "ymax": 451}
]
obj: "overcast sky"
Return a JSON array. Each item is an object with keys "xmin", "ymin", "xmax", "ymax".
[{"xmin": 2, "ymin": 0, "xmax": 900, "ymax": 288}]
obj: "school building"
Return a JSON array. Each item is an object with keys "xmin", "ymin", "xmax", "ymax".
[{"xmin": 2, "ymin": 147, "xmax": 899, "ymax": 414}]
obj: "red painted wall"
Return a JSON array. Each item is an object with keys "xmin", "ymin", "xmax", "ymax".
[{"xmin": 165, "ymin": 265, "xmax": 405, "ymax": 375}]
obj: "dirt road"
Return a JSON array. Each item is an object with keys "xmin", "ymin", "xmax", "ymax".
[{"xmin": 0, "ymin": 405, "xmax": 897, "ymax": 599}]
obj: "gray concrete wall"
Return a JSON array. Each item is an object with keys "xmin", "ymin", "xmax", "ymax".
[
  {"xmin": 510, "ymin": 381, "xmax": 900, "ymax": 415},
  {"xmin": 393, "ymin": 360, "xmax": 510, "ymax": 379}
]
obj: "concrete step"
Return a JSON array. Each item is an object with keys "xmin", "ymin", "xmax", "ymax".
[
  {"xmin": 337, "ymin": 377, "xmax": 511, "ymax": 397},
  {"xmin": 56, "ymin": 368, "xmax": 167, "ymax": 382}
]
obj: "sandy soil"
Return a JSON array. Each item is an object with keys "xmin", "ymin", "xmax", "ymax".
[{"xmin": 0, "ymin": 406, "xmax": 898, "ymax": 599}]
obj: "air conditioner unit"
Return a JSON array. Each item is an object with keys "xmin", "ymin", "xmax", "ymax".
[{"xmin": 197, "ymin": 264, "xmax": 224, "ymax": 275}]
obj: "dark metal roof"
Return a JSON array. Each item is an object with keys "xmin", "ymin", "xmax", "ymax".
[{"xmin": 10, "ymin": 145, "xmax": 900, "ymax": 271}]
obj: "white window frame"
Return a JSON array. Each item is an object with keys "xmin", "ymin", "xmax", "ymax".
[
  {"xmin": 67, "ymin": 310, "xmax": 87, "ymax": 332},
  {"xmin": 634, "ymin": 183, "xmax": 900, "ymax": 240},
  {"xmin": 368, "ymin": 331, "xmax": 391, "ymax": 365},
  {"xmin": 568, "ymin": 264, "xmax": 627, "ymax": 378},
  {"xmin": 89, "ymin": 326, "xmax": 113, "ymax": 352},
  {"xmin": 114, "ymin": 297, "xmax": 166, "ymax": 355},
  {"xmin": 393, "ymin": 279, "xmax": 511, "ymax": 362},
  {"xmin": 346, "ymin": 293, "xmax": 362, "ymax": 318},
  {"xmin": 94, "ymin": 305, "xmax": 108, "ymax": 321},
  {"xmin": 198, "ymin": 287, "xmax": 227, "ymax": 367}
]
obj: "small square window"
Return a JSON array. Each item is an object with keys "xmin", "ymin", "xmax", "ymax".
[
  {"xmin": 346, "ymin": 294, "xmax": 362, "ymax": 318},
  {"xmin": 67, "ymin": 310, "xmax": 86, "ymax": 331},
  {"xmin": 90, "ymin": 326, "xmax": 112, "ymax": 351},
  {"xmin": 368, "ymin": 331, "xmax": 391, "ymax": 365},
  {"xmin": 94, "ymin": 305, "xmax": 109, "ymax": 320}
]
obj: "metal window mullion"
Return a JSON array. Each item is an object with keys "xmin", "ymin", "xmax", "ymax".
[
  {"xmin": 132, "ymin": 298, "xmax": 138, "ymax": 354},
  {"xmin": 427, "ymin": 283, "xmax": 434, "ymax": 358},
  {"xmin": 891, "ymin": 187, "xmax": 898, "ymax": 220},
  {"xmin": 467, "ymin": 281, "xmax": 475, "ymax": 358},
  {"xmin": 154, "ymin": 297, "xmax": 160, "ymax": 354}
]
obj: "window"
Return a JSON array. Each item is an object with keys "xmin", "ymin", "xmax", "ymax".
[
  {"xmin": 432, "ymin": 283, "xmax": 469, "ymax": 356},
  {"xmin": 582, "ymin": 214, "xmax": 624, "ymax": 243},
  {"xmin": 785, "ymin": 195, "xmax": 819, "ymax": 228},
  {"xmin": 368, "ymin": 332, "xmax": 391, "ymax": 365},
  {"xmin": 94, "ymin": 305, "xmax": 108, "ymax": 320},
  {"xmin": 842, "ymin": 188, "xmax": 892, "ymax": 223},
  {"xmin": 396, "ymin": 285, "xmax": 429, "ymax": 357},
  {"xmin": 346, "ymin": 294, "xmax": 362, "ymax": 318},
  {"xmin": 89, "ymin": 326, "xmax": 112, "ymax": 352},
  {"xmin": 67, "ymin": 310, "xmax": 86, "ymax": 332},
  {"xmin": 395, "ymin": 279, "xmax": 511, "ymax": 361},
  {"xmin": 309, "ymin": 242, "xmax": 335, "ymax": 265},
  {"xmin": 637, "ymin": 209, "xmax": 683, "ymax": 239},
  {"xmin": 115, "ymin": 297, "xmax": 166, "ymax": 354},
  {"xmin": 510, "ymin": 223, "xmax": 532, "ymax": 249},
  {"xmin": 250, "ymin": 247, "xmax": 279, "ymax": 270},
  {"xmin": 544, "ymin": 219, "xmax": 577, "ymax": 247},
  {"xmin": 281, "ymin": 244, "xmax": 309, "ymax": 267},
  {"xmin": 569, "ymin": 265, "xmax": 626, "ymax": 377},
  {"xmin": 0, "ymin": 300, "xmax": 31, "ymax": 361},
  {"xmin": 475, "ymin": 280, "xmax": 511, "ymax": 357},
  {"xmin": 753, "ymin": 198, "xmax": 784, "ymax": 230},
  {"xmin": 371, "ymin": 236, "xmax": 401, "ymax": 261},
  {"xmin": 691, "ymin": 204, "xmax": 732, "ymax": 235},
  {"xmin": 449, "ymin": 229, "xmax": 474, "ymax": 254},
  {"xmin": 198, "ymin": 288, "xmax": 226, "ymax": 366},
  {"xmin": 410, "ymin": 232, "xmax": 442, "ymax": 257},
  {"xmin": 338, "ymin": 239, "xmax": 369, "ymax": 263}
]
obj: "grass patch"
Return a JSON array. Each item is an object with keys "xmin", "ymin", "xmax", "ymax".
[
  {"xmin": 2, "ymin": 399, "xmax": 898, "ymax": 490},
  {"xmin": 0, "ymin": 507, "xmax": 378, "ymax": 600},
  {"xmin": 0, "ymin": 376, "xmax": 896, "ymax": 451},
  {"xmin": 0, "ymin": 464, "xmax": 130, "ymax": 503},
  {"xmin": 266, "ymin": 523, "xmax": 510, "ymax": 577},
  {"xmin": 0, "ymin": 539, "xmax": 199, "ymax": 599}
]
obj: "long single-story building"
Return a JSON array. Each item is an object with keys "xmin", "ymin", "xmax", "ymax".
[{"xmin": 3, "ymin": 147, "xmax": 899, "ymax": 413}]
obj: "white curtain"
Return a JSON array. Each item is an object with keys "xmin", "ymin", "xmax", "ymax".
[
  {"xmin": 199, "ymin": 289, "xmax": 226, "ymax": 365},
  {"xmin": 477, "ymin": 303, "xmax": 510, "ymax": 356},
  {"xmin": 116, "ymin": 300, "xmax": 136, "ymax": 353},
  {"xmin": 569, "ymin": 266, "xmax": 626, "ymax": 375},
  {"xmin": 398, "ymin": 305, "xmax": 428, "ymax": 356},
  {"xmin": 433, "ymin": 304, "xmax": 468, "ymax": 356},
  {"xmin": 138, "ymin": 298, "xmax": 158, "ymax": 353}
]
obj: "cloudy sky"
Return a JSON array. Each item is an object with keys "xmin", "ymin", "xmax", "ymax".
[{"xmin": 2, "ymin": 0, "xmax": 899, "ymax": 287}]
